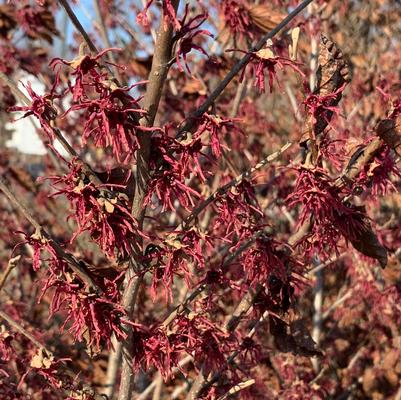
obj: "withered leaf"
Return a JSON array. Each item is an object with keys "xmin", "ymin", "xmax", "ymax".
[
  {"xmin": 376, "ymin": 118, "xmax": 401, "ymax": 154},
  {"xmin": 269, "ymin": 315, "xmax": 322, "ymax": 357},
  {"xmin": 349, "ymin": 223, "xmax": 388, "ymax": 268},
  {"xmin": 247, "ymin": 5, "xmax": 286, "ymax": 34},
  {"xmin": 30, "ymin": 348, "xmax": 54, "ymax": 369},
  {"xmin": 316, "ymin": 35, "xmax": 351, "ymax": 96},
  {"xmin": 301, "ymin": 35, "xmax": 351, "ymax": 159}
]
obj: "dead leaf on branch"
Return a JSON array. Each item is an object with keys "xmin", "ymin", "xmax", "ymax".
[
  {"xmin": 301, "ymin": 35, "xmax": 351, "ymax": 162},
  {"xmin": 376, "ymin": 117, "xmax": 401, "ymax": 155},
  {"xmin": 316, "ymin": 35, "xmax": 351, "ymax": 96},
  {"xmin": 269, "ymin": 315, "xmax": 322, "ymax": 357},
  {"xmin": 349, "ymin": 222, "xmax": 388, "ymax": 268},
  {"xmin": 30, "ymin": 347, "xmax": 54, "ymax": 369},
  {"xmin": 247, "ymin": 4, "xmax": 286, "ymax": 34}
]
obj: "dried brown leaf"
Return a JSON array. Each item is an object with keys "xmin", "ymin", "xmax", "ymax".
[
  {"xmin": 269, "ymin": 315, "xmax": 322, "ymax": 357},
  {"xmin": 247, "ymin": 5, "xmax": 285, "ymax": 34},
  {"xmin": 349, "ymin": 223, "xmax": 388, "ymax": 268}
]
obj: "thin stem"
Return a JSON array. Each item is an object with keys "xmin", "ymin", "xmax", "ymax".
[
  {"xmin": 0, "ymin": 255, "xmax": 21, "ymax": 292},
  {"xmin": 0, "ymin": 72, "xmax": 31, "ymax": 105},
  {"xmin": 0, "ymin": 310, "xmax": 46, "ymax": 351},
  {"xmin": 0, "ymin": 177, "xmax": 101, "ymax": 293},
  {"xmin": 58, "ymin": 0, "xmax": 99, "ymax": 54},
  {"xmin": 176, "ymin": 0, "xmax": 315, "ymax": 140},
  {"xmin": 182, "ymin": 142, "xmax": 292, "ymax": 228},
  {"xmin": 93, "ymin": 0, "xmax": 123, "ymax": 82},
  {"xmin": 0, "ymin": 310, "xmax": 104, "ymax": 399},
  {"xmin": 102, "ymin": 334, "xmax": 122, "ymax": 399}
]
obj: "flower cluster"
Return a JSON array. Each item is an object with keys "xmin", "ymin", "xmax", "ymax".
[
  {"xmin": 47, "ymin": 160, "xmax": 143, "ymax": 259},
  {"xmin": 52, "ymin": 50, "xmax": 148, "ymax": 163},
  {"xmin": 286, "ymin": 166, "xmax": 368, "ymax": 258},
  {"xmin": 18, "ymin": 231, "xmax": 125, "ymax": 349},
  {"xmin": 173, "ymin": 5, "xmax": 211, "ymax": 74},
  {"xmin": 238, "ymin": 47, "xmax": 304, "ymax": 93}
]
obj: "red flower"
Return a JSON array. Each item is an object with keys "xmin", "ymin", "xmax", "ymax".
[
  {"xmin": 231, "ymin": 46, "xmax": 304, "ymax": 93},
  {"xmin": 137, "ymin": 0, "xmax": 180, "ymax": 30},
  {"xmin": 174, "ymin": 5, "xmax": 211, "ymax": 74},
  {"xmin": 354, "ymin": 143, "xmax": 401, "ymax": 196},
  {"xmin": 220, "ymin": 0, "xmax": 251, "ymax": 38},
  {"xmin": 50, "ymin": 48, "xmax": 122, "ymax": 102},
  {"xmin": 173, "ymin": 314, "xmax": 235, "ymax": 375},
  {"xmin": 194, "ymin": 113, "xmax": 243, "ymax": 158},
  {"xmin": 286, "ymin": 166, "xmax": 367, "ymax": 257},
  {"xmin": 47, "ymin": 160, "xmax": 145, "ymax": 260},
  {"xmin": 0, "ymin": 328, "xmax": 13, "ymax": 362},
  {"xmin": 65, "ymin": 84, "xmax": 148, "ymax": 163},
  {"xmin": 8, "ymin": 82, "xmax": 57, "ymax": 140}
]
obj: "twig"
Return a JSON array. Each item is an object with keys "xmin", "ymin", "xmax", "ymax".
[
  {"xmin": 0, "ymin": 72, "xmax": 100, "ymax": 183},
  {"xmin": 176, "ymin": 0, "xmax": 315, "ymax": 140},
  {"xmin": 311, "ymin": 257, "xmax": 323, "ymax": 372},
  {"xmin": 58, "ymin": 0, "xmax": 99, "ymax": 54},
  {"xmin": 0, "ymin": 310, "xmax": 104, "ymax": 399},
  {"xmin": 152, "ymin": 374, "xmax": 163, "ymax": 400},
  {"xmin": 216, "ymin": 379, "xmax": 256, "ymax": 400},
  {"xmin": 322, "ymin": 290, "xmax": 352, "ymax": 320},
  {"xmin": 136, "ymin": 355, "xmax": 193, "ymax": 400},
  {"xmin": 93, "ymin": 0, "xmax": 122, "ymax": 82},
  {"xmin": 182, "ymin": 142, "xmax": 292, "ymax": 228},
  {"xmin": 0, "ymin": 72, "xmax": 31, "ymax": 105},
  {"xmin": 307, "ymin": 253, "xmax": 347, "ymax": 276},
  {"xmin": 0, "ymin": 310, "xmax": 44, "ymax": 350},
  {"xmin": 190, "ymin": 312, "xmax": 269, "ymax": 399},
  {"xmin": 0, "ymin": 255, "xmax": 21, "ymax": 292},
  {"xmin": 0, "ymin": 177, "xmax": 101, "ymax": 293}
]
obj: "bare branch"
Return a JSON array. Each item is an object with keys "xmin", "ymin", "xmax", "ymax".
[
  {"xmin": 0, "ymin": 177, "xmax": 101, "ymax": 293},
  {"xmin": 0, "ymin": 255, "xmax": 21, "ymax": 292},
  {"xmin": 58, "ymin": 0, "xmax": 99, "ymax": 54},
  {"xmin": 176, "ymin": 0, "xmax": 315, "ymax": 140}
]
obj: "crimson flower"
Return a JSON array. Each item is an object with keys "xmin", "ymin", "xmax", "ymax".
[
  {"xmin": 50, "ymin": 48, "xmax": 122, "ymax": 102},
  {"xmin": 303, "ymin": 83, "xmax": 346, "ymax": 135},
  {"xmin": 286, "ymin": 166, "xmax": 368, "ymax": 258},
  {"xmin": 123, "ymin": 323, "xmax": 180, "ymax": 380},
  {"xmin": 65, "ymin": 84, "xmax": 148, "ymax": 163},
  {"xmin": 354, "ymin": 143, "xmax": 401, "ymax": 196},
  {"xmin": 47, "ymin": 160, "xmax": 145, "ymax": 260},
  {"xmin": 173, "ymin": 314, "xmax": 235, "ymax": 375},
  {"xmin": 174, "ymin": 5, "xmax": 212, "ymax": 74},
  {"xmin": 8, "ymin": 82, "xmax": 57, "ymax": 140},
  {"xmin": 194, "ymin": 113, "xmax": 243, "ymax": 158},
  {"xmin": 220, "ymin": 0, "xmax": 251, "ymax": 38},
  {"xmin": 0, "ymin": 328, "xmax": 13, "ymax": 362},
  {"xmin": 137, "ymin": 0, "xmax": 181, "ymax": 30},
  {"xmin": 232, "ymin": 47, "xmax": 304, "ymax": 93}
]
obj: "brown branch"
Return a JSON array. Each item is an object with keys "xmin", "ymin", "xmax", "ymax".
[
  {"xmin": 216, "ymin": 379, "xmax": 256, "ymax": 400},
  {"xmin": 0, "ymin": 177, "xmax": 101, "ymax": 293},
  {"xmin": 162, "ymin": 230, "xmax": 264, "ymax": 330},
  {"xmin": 176, "ymin": 0, "xmax": 315, "ymax": 140},
  {"xmin": 0, "ymin": 310, "xmax": 46, "ymax": 351},
  {"xmin": 0, "ymin": 255, "xmax": 21, "ymax": 292},
  {"xmin": 93, "ymin": 0, "xmax": 123, "ymax": 82},
  {"xmin": 182, "ymin": 142, "xmax": 292, "ymax": 228},
  {"xmin": 0, "ymin": 310, "xmax": 104, "ymax": 399},
  {"xmin": 0, "ymin": 72, "xmax": 31, "ymax": 104},
  {"xmin": 188, "ymin": 311, "xmax": 269, "ymax": 399},
  {"xmin": 58, "ymin": 0, "xmax": 99, "ymax": 54},
  {"xmin": 117, "ymin": 3, "xmax": 180, "ymax": 400}
]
